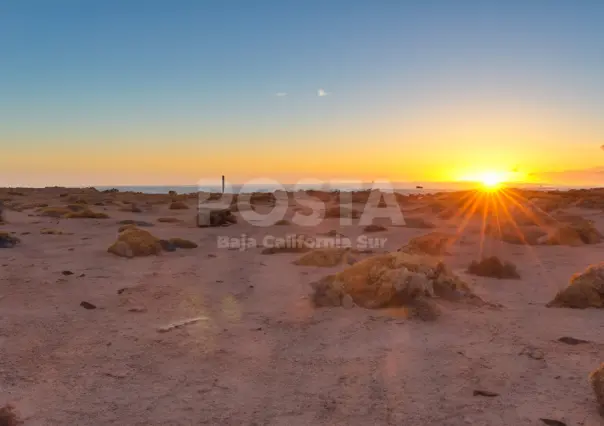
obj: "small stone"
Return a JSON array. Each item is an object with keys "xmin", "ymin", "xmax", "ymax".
[
  {"xmin": 128, "ymin": 307, "xmax": 147, "ymax": 313},
  {"xmin": 80, "ymin": 301, "xmax": 97, "ymax": 310},
  {"xmin": 61, "ymin": 270, "xmax": 74, "ymax": 276},
  {"xmin": 557, "ymin": 336, "xmax": 590, "ymax": 345},
  {"xmin": 473, "ymin": 390, "xmax": 499, "ymax": 397}
]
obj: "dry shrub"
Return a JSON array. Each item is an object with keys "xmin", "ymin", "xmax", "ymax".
[
  {"xmin": 485, "ymin": 223, "xmax": 546, "ymax": 245},
  {"xmin": 107, "ymin": 227, "xmax": 162, "ymax": 258},
  {"xmin": 0, "ymin": 404, "xmax": 22, "ymax": 426},
  {"xmin": 197, "ymin": 208, "xmax": 237, "ymax": 227},
  {"xmin": 467, "ymin": 256, "xmax": 520, "ymax": 279},
  {"xmin": 169, "ymin": 238, "xmax": 198, "ymax": 249},
  {"xmin": 38, "ymin": 206, "xmax": 108, "ymax": 219},
  {"xmin": 547, "ymin": 262, "xmax": 604, "ymax": 309},
  {"xmin": 364, "ymin": 224, "xmax": 387, "ymax": 233},
  {"xmin": 324, "ymin": 205, "xmax": 361, "ymax": 219},
  {"xmin": 157, "ymin": 217, "xmax": 182, "ymax": 223},
  {"xmin": 589, "ymin": 364, "xmax": 604, "ymax": 410},
  {"xmin": 310, "ymin": 252, "xmax": 480, "ymax": 312},
  {"xmin": 294, "ymin": 248, "xmax": 355, "ymax": 267},
  {"xmin": 399, "ymin": 232, "xmax": 455, "ymax": 256},
  {"xmin": 40, "ymin": 228, "xmax": 70, "ymax": 235},
  {"xmin": 261, "ymin": 235, "xmax": 311, "ymax": 254},
  {"xmin": 540, "ymin": 220, "xmax": 602, "ymax": 246},
  {"xmin": 169, "ymin": 201, "xmax": 189, "ymax": 210},
  {"xmin": 401, "ymin": 217, "xmax": 435, "ymax": 229}
]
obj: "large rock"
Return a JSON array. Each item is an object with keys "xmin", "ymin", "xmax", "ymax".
[
  {"xmin": 310, "ymin": 252, "xmax": 479, "ymax": 310},
  {"xmin": 107, "ymin": 228, "xmax": 162, "ymax": 258},
  {"xmin": 547, "ymin": 262, "xmax": 604, "ymax": 308},
  {"xmin": 590, "ymin": 364, "xmax": 604, "ymax": 412},
  {"xmin": 197, "ymin": 208, "xmax": 236, "ymax": 227}
]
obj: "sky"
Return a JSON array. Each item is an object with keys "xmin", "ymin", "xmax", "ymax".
[{"xmin": 1, "ymin": 0, "xmax": 604, "ymax": 187}]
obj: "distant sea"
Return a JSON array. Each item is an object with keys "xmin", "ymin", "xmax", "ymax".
[{"xmin": 92, "ymin": 182, "xmax": 593, "ymax": 195}]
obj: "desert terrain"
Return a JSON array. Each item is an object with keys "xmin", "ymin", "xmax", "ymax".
[{"xmin": 0, "ymin": 187, "xmax": 603, "ymax": 425}]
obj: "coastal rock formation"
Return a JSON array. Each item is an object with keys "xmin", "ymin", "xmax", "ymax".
[
  {"xmin": 547, "ymin": 262, "xmax": 604, "ymax": 308},
  {"xmin": 310, "ymin": 252, "xmax": 479, "ymax": 310},
  {"xmin": 399, "ymin": 232, "xmax": 456, "ymax": 256},
  {"xmin": 107, "ymin": 227, "xmax": 162, "ymax": 258}
]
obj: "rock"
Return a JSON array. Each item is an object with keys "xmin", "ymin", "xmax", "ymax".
[
  {"xmin": 0, "ymin": 403, "xmax": 22, "ymax": 426},
  {"xmin": 169, "ymin": 201, "xmax": 189, "ymax": 210},
  {"xmin": 520, "ymin": 347, "xmax": 545, "ymax": 360},
  {"xmin": 80, "ymin": 301, "xmax": 97, "ymax": 310},
  {"xmin": 294, "ymin": 248, "xmax": 354, "ymax": 267},
  {"xmin": 557, "ymin": 336, "xmax": 590, "ymax": 345},
  {"xmin": 539, "ymin": 420, "xmax": 567, "ymax": 426},
  {"xmin": 197, "ymin": 208, "xmax": 237, "ymax": 227},
  {"xmin": 467, "ymin": 256, "xmax": 520, "ymax": 279},
  {"xmin": 589, "ymin": 363, "xmax": 604, "ymax": 410},
  {"xmin": 61, "ymin": 270, "xmax": 74, "ymax": 276},
  {"xmin": 363, "ymin": 224, "xmax": 387, "ymax": 233},
  {"xmin": 107, "ymin": 228, "xmax": 162, "ymax": 258},
  {"xmin": 157, "ymin": 217, "xmax": 182, "ymax": 223},
  {"xmin": 399, "ymin": 232, "xmax": 456, "ymax": 256},
  {"xmin": 0, "ymin": 232, "xmax": 20, "ymax": 248},
  {"xmin": 473, "ymin": 390, "xmax": 499, "ymax": 397},
  {"xmin": 274, "ymin": 219, "xmax": 290, "ymax": 225},
  {"xmin": 547, "ymin": 262, "xmax": 604, "ymax": 308},
  {"xmin": 169, "ymin": 238, "xmax": 198, "ymax": 249}
]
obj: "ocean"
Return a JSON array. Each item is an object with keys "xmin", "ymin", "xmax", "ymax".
[{"xmin": 93, "ymin": 182, "xmax": 581, "ymax": 195}]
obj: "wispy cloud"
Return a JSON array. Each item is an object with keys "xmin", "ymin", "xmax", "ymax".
[
  {"xmin": 317, "ymin": 88, "xmax": 330, "ymax": 97},
  {"xmin": 275, "ymin": 92, "xmax": 287, "ymax": 97},
  {"xmin": 530, "ymin": 167, "xmax": 604, "ymax": 185}
]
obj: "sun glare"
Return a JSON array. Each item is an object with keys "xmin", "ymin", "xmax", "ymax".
[{"xmin": 460, "ymin": 171, "xmax": 508, "ymax": 191}]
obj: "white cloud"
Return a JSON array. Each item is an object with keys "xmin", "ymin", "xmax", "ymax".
[
  {"xmin": 317, "ymin": 88, "xmax": 330, "ymax": 97},
  {"xmin": 275, "ymin": 92, "xmax": 287, "ymax": 97}
]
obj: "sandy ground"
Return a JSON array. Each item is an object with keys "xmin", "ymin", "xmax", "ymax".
[{"xmin": 0, "ymin": 190, "xmax": 603, "ymax": 425}]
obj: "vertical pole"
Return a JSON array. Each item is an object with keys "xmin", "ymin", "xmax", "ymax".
[{"xmin": 222, "ymin": 175, "xmax": 225, "ymax": 194}]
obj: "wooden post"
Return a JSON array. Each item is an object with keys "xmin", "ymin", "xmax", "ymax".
[{"xmin": 222, "ymin": 175, "xmax": 225, "ymax": 194}]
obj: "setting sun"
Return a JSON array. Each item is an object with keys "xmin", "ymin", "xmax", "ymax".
[{"xmin": 480, "ymin": 172, "xmax": 505, "ymax": 190}]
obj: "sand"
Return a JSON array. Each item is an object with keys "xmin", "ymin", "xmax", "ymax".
[{"xmin": 0, "ymin": 187, "xmax": 603, "ymax": 425}]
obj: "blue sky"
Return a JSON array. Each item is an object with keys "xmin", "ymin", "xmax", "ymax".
[{"xmin": 1, "ymin": 0, "xmax": 603, "ymax": 186}]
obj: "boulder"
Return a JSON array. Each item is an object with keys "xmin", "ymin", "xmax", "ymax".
[
  {"xmin": 169, "ymin": 238, "xmax": 198, "ymax": 249},
  {"xmin": 547, "ymin": 262, "xmax": 604, "ymax": 308},
  {"xmin": 197, "ymin": 208, "xmax": 236, "ymax": 227}
]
